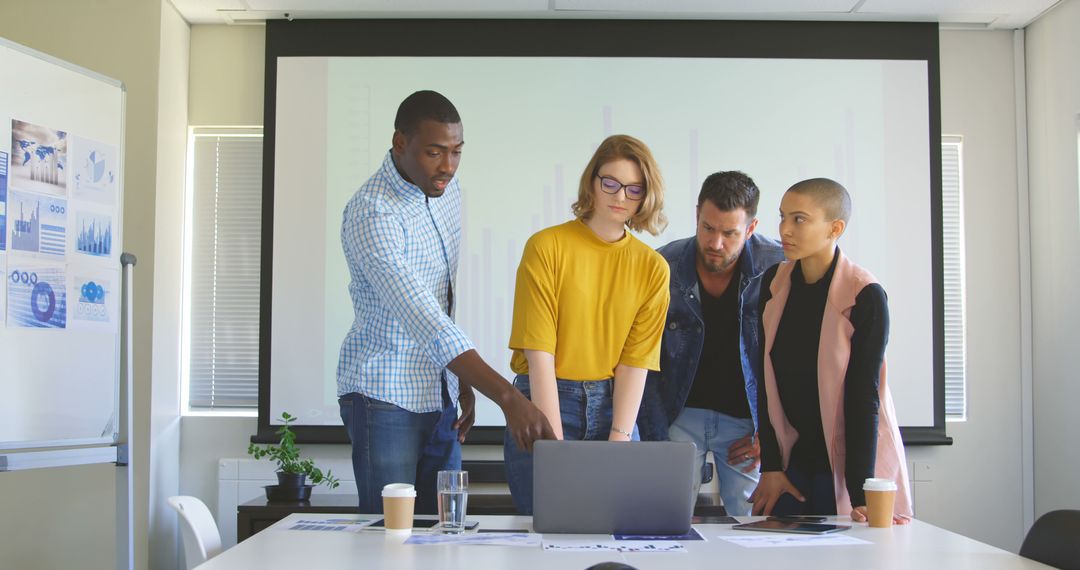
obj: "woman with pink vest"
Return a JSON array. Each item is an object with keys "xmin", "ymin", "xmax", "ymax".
[{"xmin": 748, "ymin": 178, "xmax": 912, "ymax": 525}]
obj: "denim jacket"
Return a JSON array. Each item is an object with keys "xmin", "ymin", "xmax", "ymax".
[{"xmin": 637, "ymin": 233, "xmax": 785, "ymax": 441}]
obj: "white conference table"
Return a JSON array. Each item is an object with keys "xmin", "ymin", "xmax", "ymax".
[{"xmin": 198, "ymin": 513, "xmax": 1050, "ymax": 569}]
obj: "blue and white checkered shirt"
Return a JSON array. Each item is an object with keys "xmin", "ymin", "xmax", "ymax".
[{"xmin": 336, "ymin": 150, "xmax": 475, "ymax": 413}]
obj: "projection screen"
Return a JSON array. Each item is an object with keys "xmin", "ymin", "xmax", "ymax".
[{"xmin": 257, "ymin": 20, "xmax": 946, "ymax": 445}]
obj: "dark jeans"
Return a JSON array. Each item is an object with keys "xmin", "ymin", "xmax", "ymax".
[
  {"xmin": 771, "ymin": 460, "xmax": 838, "ymax": 516},
  {"xmin": 338, "ymin": 390, "xmax": 461, "ymax": 515},
  {"xmin": 502, "ymin": 374, "xmax": 639, "ymax": 515}
]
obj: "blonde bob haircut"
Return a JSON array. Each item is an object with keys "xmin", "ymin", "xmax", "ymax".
[{"xmin": 571, "ymin": 134, "xmax": 668, "ymax": 236}]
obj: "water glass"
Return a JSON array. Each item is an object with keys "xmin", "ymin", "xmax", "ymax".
[{"xmin": 436, "ymin": 470, "xmax": 469, "ymax": 532}]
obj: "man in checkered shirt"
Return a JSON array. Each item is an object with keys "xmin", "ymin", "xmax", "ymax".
[{"xmin": 338, "ymin": 91, "xmax": 554, "ymax": 514}]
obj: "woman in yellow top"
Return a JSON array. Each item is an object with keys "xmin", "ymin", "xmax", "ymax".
[{"xmin": 503, "ymin": 134, "xmax": 671, "ymax": 515}]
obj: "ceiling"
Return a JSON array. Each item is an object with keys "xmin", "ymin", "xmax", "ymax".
[{"xmin": 172, "ymin": 0, "xmax": 1061, "ymax": 29}]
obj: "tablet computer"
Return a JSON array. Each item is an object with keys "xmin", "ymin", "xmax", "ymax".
[
  {"xmin": 369, "ymin": 518, "xmax": 479, "ymax": 530},
  {"xmin": 732, "ymin": 520, "xmax": 850, "ymax": 535},
  {"xmin": 766, "ymin": 515, "xmax": 828, "ymax": 523}
]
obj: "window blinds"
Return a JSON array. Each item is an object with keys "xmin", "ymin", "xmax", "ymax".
[
  {"xmin": 187, "ymin": 128, "xmax": 263, "ymax": 409},
  {"xmin": 941, "ymin": 136, "xmax": 967, "ymax": 420}
]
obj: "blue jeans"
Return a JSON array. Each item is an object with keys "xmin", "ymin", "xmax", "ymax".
[
  {"xmin": 502, "ymin": 374, "xmax": 639, "ymax": 515},
  {"xmin": 668, "ymin": 407, "xmax": 759, "ymax": 516},
  {"xmin": 338, "ymin": 391, "xmax": 461, "ymax": 515}
]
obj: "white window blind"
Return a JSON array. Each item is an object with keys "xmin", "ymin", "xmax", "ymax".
[
  {"xmin": 185, "ymin": 127, "xmax": 263, "ymax": 410},
  {"xmin": 941, "ymin": 136, "xmax": 967, "ymax": 420}
]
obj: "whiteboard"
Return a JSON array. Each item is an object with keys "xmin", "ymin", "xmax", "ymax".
[{"xmin": 0, "ymin": 37, "xmax": 124, "ymax": 450}]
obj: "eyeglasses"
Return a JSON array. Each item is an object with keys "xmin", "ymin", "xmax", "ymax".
[{"xmin": 596, "ymin": 175, "xmax": 645, "ymax": 201}]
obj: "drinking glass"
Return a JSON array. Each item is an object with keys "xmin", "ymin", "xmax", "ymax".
[{"xmin": 436, "ymin": 470, "xmax": 469, "ymax": 533}]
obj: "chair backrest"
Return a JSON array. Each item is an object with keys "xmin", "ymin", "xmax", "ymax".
[
  {"xmin": 167, "ymin": 495, "xmax": 223, "ymax": 570},
  {"xmin": 1020, "ymin": 509, "xmax": 1080, "ymax": 570}
]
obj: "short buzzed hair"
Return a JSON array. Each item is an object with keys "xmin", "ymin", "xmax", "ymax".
[
  {"xmin": 394, "ymin": 90, "xmax": 461, "ymax": 136},
  {"xmin": 786, "ymin": 177, "xmax": 852, "ymax": 223},
  {"xmin": 697, "ymin": 171, "xmax": 760, "ymax": 218}
]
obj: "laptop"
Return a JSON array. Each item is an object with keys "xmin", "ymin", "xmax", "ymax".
[{"xmin": 532, "ymin": 440, "xmax": 697, "ymax": 535}]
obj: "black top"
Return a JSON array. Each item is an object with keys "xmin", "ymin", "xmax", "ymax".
[
  {"xmin": 756, "ymin": 251, "xmax": 889, "ymax": 507},
  {"xmin": 685, "ymin": 261, "xmax": 751, "ymax": 419}
]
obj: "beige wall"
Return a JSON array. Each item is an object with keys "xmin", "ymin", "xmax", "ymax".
[
  {"xmin": 0, "ymin": 0, "xmax": 166, "ymax": 568},
  {"xmin": 175, "ymin": 25, "xmax": 1035, "ymax": 554},
  {"xmin": 189, "ymin": 25, "xmax": 265, "ymax": 125},
  {"xmin": 1025, "ymin": 0, "xmax": 1080, "ymax": 517}
]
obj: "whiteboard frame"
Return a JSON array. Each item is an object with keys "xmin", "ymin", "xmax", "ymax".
[{"xmin": 0, "ymin": 36, "xmax": 126, "ymax": 452}]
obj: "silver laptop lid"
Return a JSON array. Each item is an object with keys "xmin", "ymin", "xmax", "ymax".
[{"xmin": 532, "ymin": 440, "xmax": 697, "ymax": 534}]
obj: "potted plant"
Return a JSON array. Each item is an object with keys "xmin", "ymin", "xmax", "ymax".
[{"xmin": 248, "ymin": 411, "xmax": 340, "ymax": 501}]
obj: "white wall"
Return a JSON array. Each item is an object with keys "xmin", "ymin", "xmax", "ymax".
[
  {"xmin": 150, "ymin": 3, "xmax": 191, "ymax": 569},
  {"xmin": 903, "ymin": 30, "xmax": 1027, "ymax": 552},
  {"xmin": 175, "ymin": 25, "xmax": 1033, "ymax": 553},
  {"xmin": 1024, "ymin": 0, "xmax": 1080, "ymax": 517}
]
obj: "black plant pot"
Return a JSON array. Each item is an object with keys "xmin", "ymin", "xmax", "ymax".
[
  {"xmin": 266, "ymin": 472, "xmax": 312, "ymax": 502},
  {"xmin": 277, "ymin": 472, "xmax": 307, "ymax": 488}
]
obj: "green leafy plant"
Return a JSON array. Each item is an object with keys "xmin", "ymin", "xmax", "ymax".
[{"xmin": 247, "ymin": 412, "xmax": 340, "ymax": 489}]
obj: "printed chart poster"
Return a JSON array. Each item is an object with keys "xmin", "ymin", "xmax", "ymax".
[
  {"xmin": 70, "ymin": 269, "xmax": 117, "ymax": 330},
  {"xmin": 8, "ymin": 190, "xmax": 66, "ymax": 256},
  {"xmin": 0, "ymin": 253, "xmax": 6, "ymax": 324},
  {"xmin": 74, "ymin": 209, "xmax": 113, "ymax": 259},
  {"xmin": 10, "ymin": 120, "xmax": 67, "ymax": 196},
  {"xmin": 71, "ymin": 136, "xmax": 117, "ymax": 205},
  {"xmin": 7, "ymin": 261, "xmax": 66, "ymax": 328},
  {"xmin": 1, "ymin": 149, "xmax": 8, "ymax": 250}
]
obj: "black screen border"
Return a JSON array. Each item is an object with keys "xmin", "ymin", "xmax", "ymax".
[{"xmin": 255, "ymin": 18, "xmax": 950, "ymax": 446}]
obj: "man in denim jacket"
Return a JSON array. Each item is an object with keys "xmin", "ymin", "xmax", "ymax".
[{"xmin": 637, "ymin": 171, "xmax": 784, "ymax": 516}]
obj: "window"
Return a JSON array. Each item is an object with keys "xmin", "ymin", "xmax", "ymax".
[
  {"xmin": 182, "ymin": 127, "xmax": 263, "ymax": 412},
  {"xmin": 941, "ymin": 135, "xmax": 967, "ymax": 421}
]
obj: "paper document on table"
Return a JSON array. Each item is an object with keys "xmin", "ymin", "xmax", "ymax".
[
  {"xmin": 284, "ymin": 518, "xmax": 376, "ymax": 533},
  {"xmin": 720, "ymin": 534, "xmax": 872, "ymax": 548},
  {"xmin": 542, "ymin": 538, "xmax": 685, "ymax": 553},
  {"xmin": 405, "ymin": 533, "xmax": 542, "ymax": 547}
]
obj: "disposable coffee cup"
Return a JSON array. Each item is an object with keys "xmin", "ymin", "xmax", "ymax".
[
  {"xmin": 382, "ymin": 483, "xmax": 417, "ymax": 532},
  {"xmin": 863, "ymin": 478, "xmax": 898, "ymax": 528}
]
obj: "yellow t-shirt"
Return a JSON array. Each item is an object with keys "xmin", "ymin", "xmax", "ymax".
[{"xmin": 509, "ymin": 219, "xmax": 671, "ymax": 379}]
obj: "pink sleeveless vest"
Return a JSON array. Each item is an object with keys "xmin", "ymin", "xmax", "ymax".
[{"xmin": 761, "ymin": 250, "xmax": 913, "ymax": 517}]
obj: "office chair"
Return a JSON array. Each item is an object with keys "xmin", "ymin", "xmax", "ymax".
[
  {"xmin": 1019, "ymin": 509, "xmax": 1080, "ymax": 570},
  {"xmin": 167, "ymin": 495, "xmax": 223, "ymax": 570}
]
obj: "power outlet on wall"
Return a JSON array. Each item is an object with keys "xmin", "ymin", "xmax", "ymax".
[
  {"xmin": 912, "ymin": 461, "xmax": 934, "ymax": 482},
  {"xmin": 910, "ymin": 461, "xmax": 936, "ymax": 520}
]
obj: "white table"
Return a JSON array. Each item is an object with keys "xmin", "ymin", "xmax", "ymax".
[{"xmin": 197, "ymin": 513, "xmax": 1050, "ymax": 569}]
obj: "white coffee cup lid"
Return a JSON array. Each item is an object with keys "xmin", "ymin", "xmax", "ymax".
[
  {"xmin": 382, "ymin": 483, "xmax": 417, "ymax": 498},
  {"xmin": 863, "ymin": 478, "xmax": 898, "ymax": 491}
]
